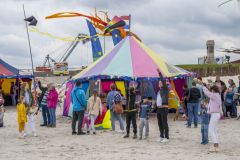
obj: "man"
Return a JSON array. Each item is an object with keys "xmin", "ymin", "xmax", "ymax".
[
  {"xmin": 156, "ymin": 68, "xmax": 169, "ymax": 143},
  {"xmin": 106, "ymin": 84, "xmax": 124, "ymax": 133},
  {"xmin": 71, "ymin": 80, "xmax": 87, "ymax": 135},
  {"xmin": 10, "ymin": 82, "xmax": 17, "ymax": 106},
  {"xmin": 37, "ymin": 81, "xmax": 50, "ymax": 127},
  {"xmin": 123, "ymin": 87, "xmax": 137, "ymax": 139},
  {"xmin": 187, "ymin": 82, "xmax": 201, "ymax": 128}
]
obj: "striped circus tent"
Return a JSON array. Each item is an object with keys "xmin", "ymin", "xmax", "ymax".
[{"xmin": 73, "ymin": 36, "xmax": 190, "ymax": 80}]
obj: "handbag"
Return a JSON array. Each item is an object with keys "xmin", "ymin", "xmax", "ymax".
[{"xmin": 114, "ymin": 103, "xmax": 123, "ymax": 114}]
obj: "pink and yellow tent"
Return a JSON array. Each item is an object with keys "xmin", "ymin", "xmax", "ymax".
[{"xmin": 73, "ymin": 36, "xmax": 189, "ymax": 81}]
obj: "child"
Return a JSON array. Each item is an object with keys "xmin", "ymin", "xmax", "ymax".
[
  {"xmin": 17, "ymin": 96, "xmax": 27, "ymax": 138},
  {"xmin": 201, "ymin": 100, "xmax": 210, "ymax": 145},
  {"xmin": 0, "ymin": 93, "xmax": 4, "ymax": 127},
  {"xmin": 139, "ymin": 97, "xmax": 152, "ymax": 140}
]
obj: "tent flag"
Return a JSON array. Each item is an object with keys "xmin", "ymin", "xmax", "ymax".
[
  {"xmin": 120, "ymin": 15, "xmax": 130, "ymax": 29},
  {"xmin": 86, "ymin": 20, "xmax": 103, "ymax": 61},
  {"xmin": 111, "ymin": 29, "xmax": 123, "ymax": 45}
]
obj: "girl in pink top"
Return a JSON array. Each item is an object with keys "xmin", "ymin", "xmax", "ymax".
[
  {"xmin": 47, "ymin": 84, "xmax": 58, "ymax": 127},
  {"xmin": 202, "ymin": 85, "xmax": 222, "ymax": 152}
]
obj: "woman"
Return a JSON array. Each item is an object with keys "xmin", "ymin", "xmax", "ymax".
[
  {"xmin": 202, "ymin": 85, "xmax": 222, "ymax": 152},
  {"xmin": 20, "ymin": 82, "xmax": 37, "ymax": 137},
  {"xmin": 182, "ymin": 84, "xmax": 189, "ymax": 119},
  {"xmin": 106, "ymin": 84, "xmax": 124, "ymax": 133},
  {"xmin": 87, "ymin": 89, "xmax": 102, "ymax": 134},
  {"xmin": 47, "ymin": 84, "xmax": 58, "ymax": 128}
]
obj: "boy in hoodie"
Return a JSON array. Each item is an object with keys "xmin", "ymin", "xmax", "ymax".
[
  {"xmin": 139, "ymin": 97, "xmax": 152, "ymax": 140},
  {"xmin": 71, "ymin": 81, "xmax": 87, "ymax": 135},
  {"xmin": 123, "ymin": 87, "xmax": 137, "ymax": 139}
]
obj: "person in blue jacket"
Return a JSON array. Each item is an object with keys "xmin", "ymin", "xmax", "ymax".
[{"xmin": 71, "ymin": 80, "xmax": 87, "ymax": 135}]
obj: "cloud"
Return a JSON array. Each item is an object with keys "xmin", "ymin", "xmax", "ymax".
[{"xmin": 0, "ymin": 0, "xmax": 240, "ymax": 69}]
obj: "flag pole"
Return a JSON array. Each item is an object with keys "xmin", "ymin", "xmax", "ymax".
[
  {"xmin": 22, "ymin": 4, "xmax": 36, "ymax": 89},
  {"xmin": 128, "ymin": 14, "xmax": 131, "ymax": 36}
]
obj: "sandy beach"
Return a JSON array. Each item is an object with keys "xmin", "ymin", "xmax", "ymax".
[{"xmin": 0, "ymin": 106, "xmax": 239, "ymax": 160}]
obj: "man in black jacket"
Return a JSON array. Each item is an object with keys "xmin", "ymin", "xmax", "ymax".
[
  {"xmin": 187, "ymin": 82, "xmax": 201, "ymax": 128},
  {"xmin": 123, "ymin": 87, "xmax": 137, "ymax": 139},
  {"xmin": 37, "ymin": 80, "xmax": 50, "ymax": 127},
  {"xmin": 156, "ymin": 68, "xmax": 169, "ymax": 143}
]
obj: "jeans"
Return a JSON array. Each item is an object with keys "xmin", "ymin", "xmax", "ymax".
[
  {"xmin": 187, "ymin": 103, "xmax": 198, "ymax": 127},
  {"xmin": 49, "ymin": 108, "xmax": 56, "ymax": 125},
  {"xmin": 197, "ymin": 99, "xmax": 202, "ymax": 123},
  {"xmin": 201, "ymin": 113, "xmax": 210, "ymax": 144},
  {"xmin": 72, "ymin": 111, "xmax": 84, "ymax": 133},
  {"xmin": 231, "ymin": 100, "xmax": 238, "ymax": 117},
  {"xmin": 126, "ymin": 111, "xmax": 137, "ymax": 135},
  {"xmin": 209, "ymin": 113, "xmax": 220, "ymax": 144},
  {"xmin": 88, "ymin": 114, "xmax": 96, "ymax": 132},
  {"xmin": 11, "ymin": 94, "xmax": 16, "ymax": 106},
  {"xmin": 41, "ymin": 105, "xmax": 50, "ymax": 125},
  {"xmin": 110, "ymin": 110, "xmax": 124, "ymax": 131},
  {"xmin": 157, "ymin": 108, "xmax": 169, "ymax": 139},
  {"xmin": 139, "ymin": 118, "xmax": 149, "ymax": 138},
  {"xmin": 0, "ymin": 112, "xmax": 4, "ymax": 127}
]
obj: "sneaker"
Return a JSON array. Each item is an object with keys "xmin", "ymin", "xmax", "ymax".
[
  {"xmin": 87, "ymin": 131, "xmax": 90, "ymax": 134},
  {"xmin": 157, "ymin": 138, "xmax": 164, "ymax": 143},
  {"xmin": 186, "ymin": 126, "xmax": 191, "ymax": 128},
  {"xmin": 194, "ymin": 125, "xmax": 198, "ymax": 128},
  {"xmin": 160, "ymin": 138, "xmax": 169, "ymax": 143},
  {"xmin": 133, "ymin": 134, "xmax": 137, "ymax": 139},
  {"xmin": 40, "ymin": 124, "xmax": 47, "ymax": 127},
  {"xmin": 93, "ymin": 132, "xmax": 96, "ymax": 135},
  {"xmin": 123, "ymin": 134, "xmax": 129, "ymax": 138},
  {"xmin": 72, "ymin": 131, "xmax": 77, "ymax": 135},
  {"xmin": 139, "ymin": 137, "xmax": 142, "ymax": 140},
  {"xmin": 23, "ymin": 133, "xmax": 27, "ymax": 138},
  {"xmin": 118, "ymin": 130, "xmax": 125, "ymax": 134},
  {"xmin": 33, "ymin": 132, "xmax": 38, "ymax": 137}
]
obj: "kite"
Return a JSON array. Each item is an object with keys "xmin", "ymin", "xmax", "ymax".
[{"xmin": 45, "ymin": 11, "xmax": 141, "ymax": 42}]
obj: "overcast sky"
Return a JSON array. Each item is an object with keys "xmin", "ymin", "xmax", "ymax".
[{"xmin": 1, "ymin": 0, "xmax": 240, "ymax": 69}]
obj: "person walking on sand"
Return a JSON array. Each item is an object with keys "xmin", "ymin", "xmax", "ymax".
[
  {"xmin": 10, "ymin": 82, "xmax": 17, "ymax": 106},
  {"xmin": 106, "ymin": 84, "xmax": 124, "ymax": 133},
  {"xmin": 187, "ymin": 82, "xmax": 201, "ymax": 128},
  {"xmin": 124, "ymin": 87, "xmax": 137, "ymax": 139},
  {"xmin": 17, "ymin": 96, "xmax": 27, "ymax": 138},
  {"xmin": 37, "ymin": 80, "xmax": 50, "ymax": 127},
  {"xmin": 156, "ymin": 68, "xmax": 169, "ymax": 143},
  {"xmin": 20, "ymin": 82, "xmax": 37, "ymax": 137},
  {"xmin": 47, "ymin": 84, "xmax": 58, "ymax": 128},
  {"xmin": 71, "ymin": 81, "xmax": 87, "ymax": 135},
  {"xmin": 87, "ymin": 88, "xmax": 102, "ymax": 135},
  {"xmin": 202, "ymin": 85, "xmax": 222, "ymax": 152}
]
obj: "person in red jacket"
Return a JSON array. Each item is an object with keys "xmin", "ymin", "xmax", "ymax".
[{"xmin": 47, "ymin": 84, "xmax": 58, "ymax": 128}]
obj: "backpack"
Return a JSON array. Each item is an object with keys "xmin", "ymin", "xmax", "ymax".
[
  {"xmin": 224, "ymin": 92, "xmax": 234, "ymax": 106},
  {"xmin": 114, "ymin": 92, "xmax": 122, "ymax": 104}
]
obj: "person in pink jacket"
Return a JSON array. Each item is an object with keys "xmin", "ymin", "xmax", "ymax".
[
  {"xmin": 47, "ymin": 84, "xmax": 58, "ymax": 128},
  {"xmin": 202, "ymin": 85, "xmax": 222, "ymax": 152}
]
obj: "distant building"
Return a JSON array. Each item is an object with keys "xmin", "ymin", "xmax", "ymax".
[{"xmin": 206, "ymin": 40, "xmax": 215, "ymax": 64}]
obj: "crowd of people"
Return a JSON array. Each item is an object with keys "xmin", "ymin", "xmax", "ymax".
[{"xmin": 0, "ymin": 73, "xmax": 240, "ymax": 153}]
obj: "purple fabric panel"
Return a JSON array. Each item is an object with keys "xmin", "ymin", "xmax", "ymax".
[
  {"xmin": 173, "ymin": 78, "xmax": 186, "ymax": 101},
  {"xmin": 63, "ymin": 81, "xmax": 74, "ymax": 116},
  {"xmin": 82, "ymin": 38, "xmax": 126, "ymax": 78}
]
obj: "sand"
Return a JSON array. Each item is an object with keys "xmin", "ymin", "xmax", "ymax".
[{"xmin": 0, "ymin": 105, "xmax": 240, "ymax": 160}]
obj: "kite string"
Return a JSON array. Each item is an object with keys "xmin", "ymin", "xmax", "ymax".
[{"xmin": 28, "ymin": 27, "xmax": 103, "ymax": 42}]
